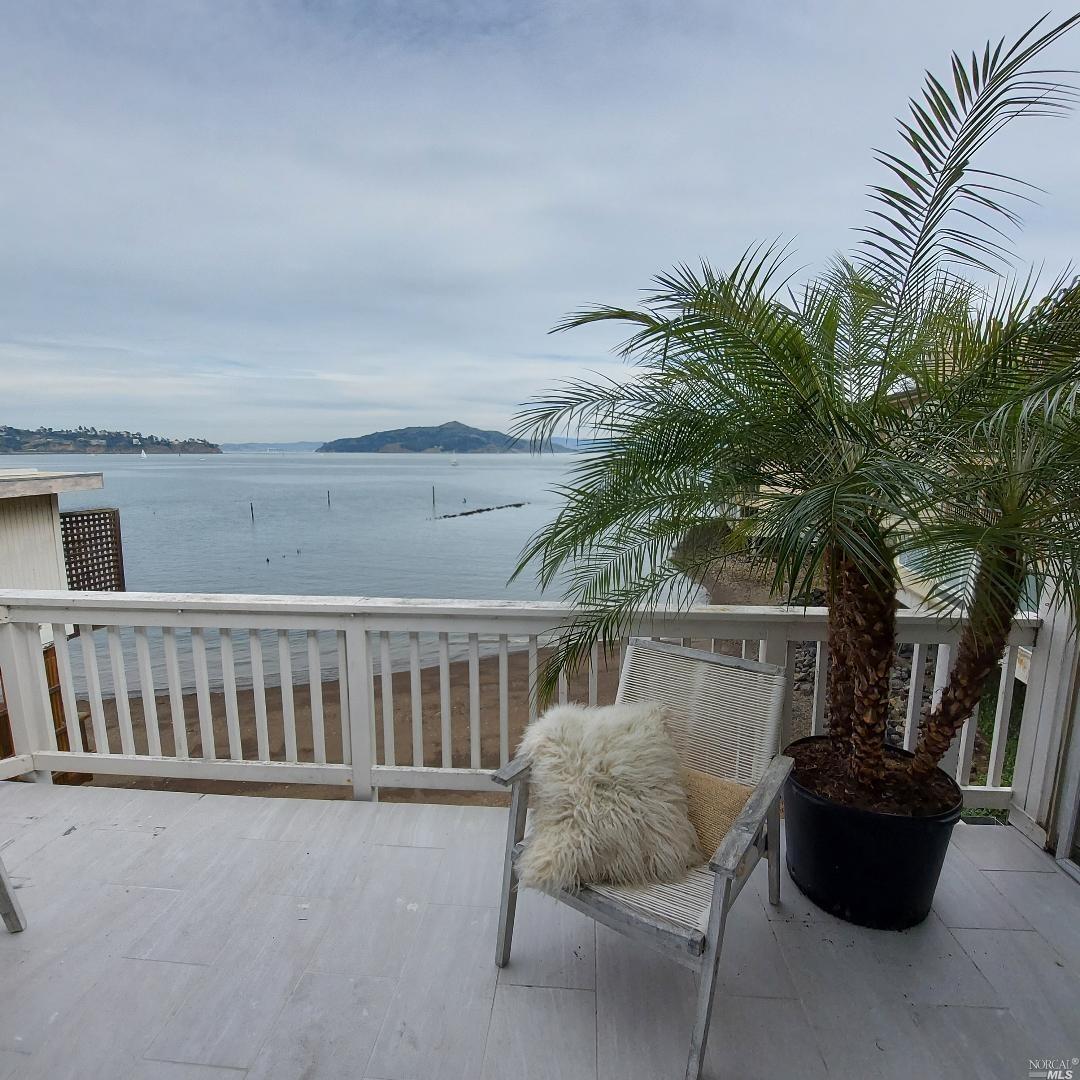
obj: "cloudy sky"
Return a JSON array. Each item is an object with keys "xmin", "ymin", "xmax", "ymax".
[{"xmin": 2, "ymin": 2, "xmax": 1078, "ymax": 442}]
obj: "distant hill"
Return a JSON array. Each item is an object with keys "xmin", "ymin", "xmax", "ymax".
[
  {"xmin": 318, "ymin": 421, "xmax": 562, "ymax": 454},
  {"xmin": 0, "ymin": 425, "xmax": 221, "ymax": 455},
  {"xmin": 551, "ymin": 436, "xmax": 602, "ymax": 450},
  {"xmin": 221, "ymin": 441, "xmax": 322, "ymax": 453}
]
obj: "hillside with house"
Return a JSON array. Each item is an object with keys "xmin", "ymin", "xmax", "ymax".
[{"xmin": 0, "ymin": 425, "xmax": 220, "ymax": 454}]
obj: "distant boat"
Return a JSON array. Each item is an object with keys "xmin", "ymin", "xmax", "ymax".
[
  {"xmin": 449, "ymin": 456, "xmax": 459, "ymax": 467},
  {"xmin": 140, "ymin": 450, "xmax": 147, "ymax": 459}
]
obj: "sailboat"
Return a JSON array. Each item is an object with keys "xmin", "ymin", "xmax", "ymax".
[
  {"xmin": 449, "ymin": 456, "xmax": 459, "ymax": 467},
  {"xmin": 140, "ymin": 450, "xmax": 148, "ymax": 459}
]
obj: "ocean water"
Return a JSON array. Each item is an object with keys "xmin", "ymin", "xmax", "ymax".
[
  {"xmin": 13, "ymin": 451, "xmax": 576, "ymax": 599},
  {"xmin": 6, "ymin": 452, "xmax": 586, "ymax": 691}
]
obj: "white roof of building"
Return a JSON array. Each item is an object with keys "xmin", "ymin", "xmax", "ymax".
[{"xmin": 0, "ymin": 469, "xmax": 104, "ymax": 498}]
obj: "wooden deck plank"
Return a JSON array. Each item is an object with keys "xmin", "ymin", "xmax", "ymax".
[
  {"xmin": 128, "ymin": 1063, "xmax": 256, "ymax": 1080},
  {"xmin": 4, "ymin": 955, "xmax": 203, "ymax": 1080},
  {"xmin": 481, "ymin": 985, "xmax": 597, "ymax": 1080},
  {"xmin": 695, "ymin": 881, "xmax": 796, "ymax": 999},
  {"xmin": 1, "ymin": 784, "xmax": 1077, "ymax": 1080},
  {"xmin": 0, "ymin": 784, "xmax": 145, "ymax": 866},
  {"xmin": 856, "ymin": 911, "xmax": 1002, "ymax": 1007},
  {"xmin": 0, "ymin": 1049, "xmax": 28, "ymax": 1080},
  {"xmin": 108, "ymin": 820, "xmax": 233, "ymax": 892},
  {"xmin": 126, "ymin": 837, "xmax": 298, "ymax": 965},
  {"xmin": 7, "ymin": 823, "xmax": 158, "ymax": 894},
  {"xmin": 904, "ymin": 1003, "xmax": 1035, "ymax": 1080},
  {"xmin": 145, "ymin": 892, "xmax": 332, "ymax": 1070},
  {"xmin": 930, "ymin": 848, "xmax": 1032, "ymax": 931},
  {"xmin": 96, "ymin": 789, "xmax": 203, "ymax": 833},
  {"xmin": 246, "ymin": 970, "xmax": 395, "ymax": 1080},
  {"xmin": 0, "ymin": 884, "xmax": 183, "ymax": 1055},
  {"xmin": 768, "ymin": 917, "xmax": 939, "ymax": 1080},
  {"xmin": 953, "ymin": 927, "xmax": 1080, "ymax": 1052},
  {"xmin": 366, "ymin": 904, "xmax": 498, "ymax": 1080},
  {"xmin": 310, "ymin": 845, "xmax": 443, "ymax": 978},
  {"xmin": 429, "ymin": 824, "xmax": 505, "ymax": 908},
  {"xmin": 595, "ymin": 923, "xmax": 695, "ymax": 1080},
  {"xmin": 261, "ymin": 800, "xmax": 377, "ymax": 900},
  {"xmin": 496, "ymin": 889, "xmax": 597, "ymax": 991},
  {"xmin": 950, "ymin": 821, "xmax": 1057, "ymax": 872},
  {"xmin": 226, "ymin": 794, "xmax": 334, "ymax": 842},
  {"xmin": 702, "ymin": 995, "xmax": 828, "ymax": 1080},
  {"xmin": 983, "ymin": 867, "xmax": 1080, "ymax": 969}
]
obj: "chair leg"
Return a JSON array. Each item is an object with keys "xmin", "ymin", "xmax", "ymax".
[
  {"xmin": 0, "ymin": 856, "xmax": 26, "ymax": 933},
  {"xmin": 766, "ymin": 800, "xmax": 781, "ymax": 907},
  {"xmin": 685, "ymin": 876, "xmax": 732, "ymax": 1080},
  {"xmin": 495, "ymin": 779, "xmax": 529, "ymax": 967}
]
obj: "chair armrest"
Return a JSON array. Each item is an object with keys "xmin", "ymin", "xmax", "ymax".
[
  {"xmin": 709, "ymin": 755, "xmax": 793, "ymax": 875},
  {"xmin": 492, "ymin": 756, "xmax": 531, "ymax": 787}
]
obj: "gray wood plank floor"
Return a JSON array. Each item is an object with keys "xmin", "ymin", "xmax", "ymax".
[{"xmin": 1, "ymin": 780, "xmax": 1077, "ymax": 1080}]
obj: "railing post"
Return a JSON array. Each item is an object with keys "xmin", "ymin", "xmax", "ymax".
[
  {"xmin": 344, "ymin": 622, "xmax": 374, "ymax": 801},
  {"xmin": 0, "ymin": 612, "xmax": 54, "ymax": 783},
  {"xmin": 931, "ymin": 644, "xmax": 962, "ymax": 778},
  {"xmin": 1010, "ymin": 591, "xmax": 1079, "ymax": 848},
  {"xmin": 761, "ymin": 627, "xmax": 793, "ymax": 750}
]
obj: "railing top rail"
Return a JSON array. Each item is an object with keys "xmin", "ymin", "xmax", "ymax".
[
  {"xmin": 0, "ymin": 588, "xmax": 1041, "ymax": 640},
  {"xmin": 0, "ymin": 589, "xmax": 584, "ymax": 618}
]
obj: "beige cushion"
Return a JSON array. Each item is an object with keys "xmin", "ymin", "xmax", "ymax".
[
  {"xmin": 516, "ymin": 701, "xmax": 702, "ymax": 893},
  {"xmin": 682, "ymin": 768, "xmax": 752, "ymax": 858}
]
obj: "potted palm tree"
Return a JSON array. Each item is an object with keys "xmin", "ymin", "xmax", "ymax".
[{"xmin": 513, "ymin": 14, "xmax": 1080, "ymax": 929}]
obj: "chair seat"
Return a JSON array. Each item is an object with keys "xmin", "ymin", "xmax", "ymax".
[{"xmin": 585, "ymin": 864, "xmax": 715, "ymax": 941}]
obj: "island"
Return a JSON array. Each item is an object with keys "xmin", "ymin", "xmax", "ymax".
[
  {"xmin": 317, "ymin": 420, "xmax": 564, "ymax": 454},
  {"xmin": 0, "ymin": 425, "xmax": 221, "ymax": 454},
  {"xmin": 220, "ymin": 441, "xmax": 323, "ymax": 453}
]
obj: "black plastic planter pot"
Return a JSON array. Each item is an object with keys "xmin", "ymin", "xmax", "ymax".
[{"xmin": 783, "ymin": 736, "xmax": 963, "ymax": 930}]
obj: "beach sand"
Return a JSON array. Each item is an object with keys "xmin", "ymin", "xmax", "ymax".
[
  {"xmin": 72, "ymin": 559, "xmax": 814, "ymax": 803},
  {"xmin": 82, "ymin": 646, "xmax": 621, "ymax": 805}
]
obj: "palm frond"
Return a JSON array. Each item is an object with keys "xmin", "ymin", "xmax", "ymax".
[{"xmin": 858, "ymin": 13, "xmax": 1079, "ymax": 299}]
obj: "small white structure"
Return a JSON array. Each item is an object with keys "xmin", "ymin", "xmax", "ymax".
[{"xmin": 0, "ymin": 470, "xmax": 103, "ymax": 592}]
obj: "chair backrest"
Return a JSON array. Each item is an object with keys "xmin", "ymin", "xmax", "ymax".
[{"xmin": 615, "ymin": 638, "xmax": 787, "ymax": 786}]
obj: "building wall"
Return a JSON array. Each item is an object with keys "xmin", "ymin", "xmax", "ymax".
[{"xmin": 0, "ymin": 494, "xmax": 66, "ymax": 591}]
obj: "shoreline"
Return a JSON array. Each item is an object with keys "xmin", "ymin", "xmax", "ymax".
[
  {"xmin": 71, "ymin": 559, "xmax": 815, "ymax": 804},
  {"xmin": 81, "ymin": 646, "xmax": 622, "ymax": 804}
]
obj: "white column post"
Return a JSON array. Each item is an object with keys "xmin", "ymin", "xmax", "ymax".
[
  {"xmin": 0, "ymin": 612, "xmax": 53, "ymax": 783},
  {"xmin": 1010, "ymin": 589, "xmax": 1079, "ymax": 848},
  {"xmin": 761, "ymin": 626, "xmax": 793, "ymax": 749},
  {"xmin": 344, "ymin": 621, "xmax": 374, "ymax": 800}
]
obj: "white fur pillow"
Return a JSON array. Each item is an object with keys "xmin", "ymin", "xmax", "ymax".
[{"xmin": 516, "ymin": 701, "xmax": 702, "ymax": 893}]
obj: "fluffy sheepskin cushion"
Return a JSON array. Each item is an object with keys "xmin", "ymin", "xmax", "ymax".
[{"xmin": 515, "ymin": 701, "xmax": 702, "ymax": 893}]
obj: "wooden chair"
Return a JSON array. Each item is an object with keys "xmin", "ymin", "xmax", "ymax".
[
  {"xmin": 1, "ymin": 852, "xmax": 26, "ymax": 933},
  {"xmin": 494, "ymin": 637, "xmax": 793, "ymax": 1080}
]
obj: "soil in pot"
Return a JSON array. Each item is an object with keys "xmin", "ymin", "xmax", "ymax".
[{"xmin": 789, "ymin": 734, "xmax": 958, "ymax": 815}]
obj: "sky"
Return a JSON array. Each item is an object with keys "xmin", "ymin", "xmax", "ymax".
[{"xmin": 1, "ymin": 1, "xmax": 1078, "ymax": 443}]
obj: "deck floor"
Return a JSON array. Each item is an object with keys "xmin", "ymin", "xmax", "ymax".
[{"xmin": 1, "ymin": 781, "xmax": 1078, "ymax": 1080}]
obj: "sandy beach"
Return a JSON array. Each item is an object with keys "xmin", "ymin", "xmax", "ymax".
[
  {"xmin": 82, "ymin": 646, "xmax": 622, "ymax": 804},
  {"xmin": 71, "ymin": 559, "xmax": 817, "ymax": 803}
]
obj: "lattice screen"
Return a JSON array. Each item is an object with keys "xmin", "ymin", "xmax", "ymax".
[{"xmin": 60, "ymin": 507, "xmax": 126, "ymax": 592}]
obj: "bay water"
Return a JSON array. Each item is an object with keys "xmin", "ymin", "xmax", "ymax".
[
  {"xmin": 10, "ymin": 452, "xmax": 580, "ymax": 692},
  {"xmin": 18, "ymin": 451, "xmax": 574, "ymax": 598}
]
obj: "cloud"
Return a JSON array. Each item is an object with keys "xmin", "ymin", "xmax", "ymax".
[{"xmin": 0, "ymin": 0, "xmax": 1077, "ymax": 439}]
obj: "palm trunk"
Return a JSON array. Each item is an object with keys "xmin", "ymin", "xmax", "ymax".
[
  {"xmin": 912, "ymin": 550, "xmax": 1024, "ymax": 779},
  {"xmin": 834, "ymin": 552, "xmax": 898, "ymax": 788},
  {"xmin": 824, "ymin": 549, "xmax": 856, "ymax": 744}
]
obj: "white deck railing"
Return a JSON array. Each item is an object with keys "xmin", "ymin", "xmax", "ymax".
[{"xmin": 0, "ymin": 589, "xmax": 1040, "ymax": 807}]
